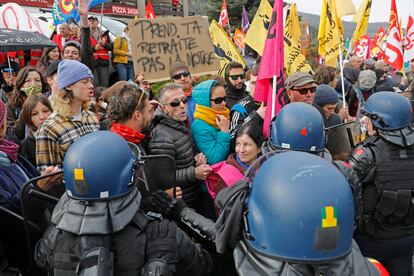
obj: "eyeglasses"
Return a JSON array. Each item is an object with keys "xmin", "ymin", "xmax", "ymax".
[
  {"xmin": 126, "ymin": 80, "xmax": 149, "ymax": 111},
  {"xmin": 229, "ymin": 74, "xmax": 246, "ymax": 81},
  {"xmin": 171, "ymin": 71, "xmax": 190, "ymax": 80},
  {"xmin": 211, "ymin": 96, "xmax": 227, "ymax": 104},
  {"xmin": 164, "ymin": 97, "xmax": 188, "ymax": 107},
  {"xmin": 293, "ymin": 86, "xmax": 317, "ymax": 95}
]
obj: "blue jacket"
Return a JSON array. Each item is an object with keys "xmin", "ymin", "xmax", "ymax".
[
  {"xmin": 191, "ymin": 80, "xmax": 231, "ymax": 165},
  {"xmin": 0, "ymin": 152, "xmax": 39, "ymax": 213}
]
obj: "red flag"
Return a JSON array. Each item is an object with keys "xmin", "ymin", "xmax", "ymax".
[
  {"xmin": 218, "ymin": 0, "xmax": 229, "ymax": 27},
  {"xmin": 146, "ymin": 0, "xmax": 157, "ymax": 19},
  {"xmin": 384, "ymin": 0, "xmax": 403, "ymax": 70},
  {"xmin": 404, "ymin": 14, "xmax": 414, "ymax": 62},
  {"xmin": 253, "ymin": 0, "xmax": 285, "ymax": 137},
  {"xmin": 370, "ymin": 27, "xmax": 386, "ymax": 50},
  {"xmin": 354, "ymin": 35, "xmax": 371, "ymax": 60}
]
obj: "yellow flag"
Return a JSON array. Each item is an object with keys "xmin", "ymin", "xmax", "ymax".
[
  {"xmin": 284, "ymin": 37, "xmax": 313, "ymax": 75},
  {"xmin": 284, "ymin": 6, "xmax": 313, "ymax": 75},
  {"xmin": 350, "ymin": 0, "xmax": 372, "ymax": 50},
  {"xmin": 285, "ymin": 3, "xmax": 301, "ymax": 46},
  {"xmin": 318, "ymin": 0, "xmax": 343, "ymax": 66},
  {"xmin": 336, "ymin": 0, "xmax": 356, "ymax": 17},
  {"xmin": 245, "ymin": 0, "xmax": 272, "ymax": 55},
  {"xmin": 209, "ymin": 19, "xmax": 246, "ymax": 76}
]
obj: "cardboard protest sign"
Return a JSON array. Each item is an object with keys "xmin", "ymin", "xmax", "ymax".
[{"xmin": 129, "ymin": 16, "xmax": 219, "ymax": 82}]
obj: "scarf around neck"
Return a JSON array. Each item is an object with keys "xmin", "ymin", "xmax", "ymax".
[
  {"xmin": 193, "ymin": 104, "xmax": 230, "ymax": 129},
  {"xmin": 0, "ymin": 139, "xmax": 19, "ymax": 163},
  {"xmin": 110, "ymin": 122, "xmax": 145, "ymax": 144}
]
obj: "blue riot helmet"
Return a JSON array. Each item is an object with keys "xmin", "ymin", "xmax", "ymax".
[
  {"xmin": 270, "ymin": 103, "xmax": 325, "ymax": 152},
  {"xmin": 63, "ymin": 131, "xmax": 138, "ymax": 200},
  {"xmin": 361, "ymin": 91, "xmax": 412, "ymax": 131},
  {"xmin": 245, "ymin": 151, "xmax": 355, "ymax": 262}
]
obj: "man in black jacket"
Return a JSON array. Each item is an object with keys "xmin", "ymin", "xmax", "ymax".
[
  {"xmin": 229, "ymin": 64, "xmax": 265, "ymax": 142},
  {"xmin": 148, "ymin": 83, "xmax": 212, "ymax": 209}
]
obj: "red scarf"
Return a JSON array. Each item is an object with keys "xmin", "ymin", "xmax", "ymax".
[
  {"xmin": 0, "ymin": 139, "xmax": 19, "ymax": 162},
  {"xmin": 110, "ymin": 122, "xmax": 145, "ymax": 144}
]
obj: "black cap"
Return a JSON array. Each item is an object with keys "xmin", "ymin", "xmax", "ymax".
[
  {"xmin": 88, "ymin": 16, "xmax": 98, "ymax": 21},
  {"xmin": 46, "ymin": 60, "xmax": 61, "ymax": 77},
  {"xmin": 0, "ymin": 60, "xmax": 19, "ymax": 73}
]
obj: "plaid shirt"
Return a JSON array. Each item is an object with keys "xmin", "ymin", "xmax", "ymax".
[{"xmin": 36, "ymin": 110, "xmax": 100, "ymax": 170}]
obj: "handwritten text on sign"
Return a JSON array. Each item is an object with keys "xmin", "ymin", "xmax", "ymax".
[{"xmin": 129, "ymin": 16, "xmax": 219, "ymax": 82}]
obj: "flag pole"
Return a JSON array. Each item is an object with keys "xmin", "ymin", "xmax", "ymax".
[
  {"xmin": 338, "ymin": 43, "xmax": 346, "ymax": 109},
  {"xmin": 99, "ymin": 2, "xmax": 104, "ymax": 37},
  {"xmin": 271, "ymin": 74, "xmax": 277, "ymax": 119}
]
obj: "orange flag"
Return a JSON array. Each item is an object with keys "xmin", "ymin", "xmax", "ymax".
[{"xmin": 233, "ymin": 28, "xmax": 246, "ymax": 49}]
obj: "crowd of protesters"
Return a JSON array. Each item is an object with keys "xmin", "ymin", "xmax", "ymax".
[{"xmin": 1, "ymin": 0, "xmax": 414, "ymax": 274}]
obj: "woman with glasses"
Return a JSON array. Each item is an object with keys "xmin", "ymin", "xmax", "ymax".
[
  {"xmin": 191, "ymin": 80, "xmax": 231, "ymax": 165},
  {"xmin": 36, "ymin": 60, "xmax": 99, "ymax": 171}
]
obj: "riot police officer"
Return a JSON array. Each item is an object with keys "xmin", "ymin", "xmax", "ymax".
[
  {"xmin": 263, "ymin": 102, "xmax": 363, "ymax": 225},
  {"xmin": 348, "ymin": 92, "xmax": 414, "ymax": 276},
  {"xmin": 34, "ymin": 131, "xmax": 212, "ymax": 275},
  {"xmin": 220, "ymin": 151, "xmax": 381, "ymax": 275},
  {"xmin": 263, "ymin": 102, "xmax": 332, "ymax": 160}
]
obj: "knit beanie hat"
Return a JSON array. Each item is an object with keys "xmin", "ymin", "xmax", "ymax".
[
  {"xmin": 0, "ymin": 100, "xmax": 6, "ymax": 126},
  {"xmin": 169, "ymin": 61, "xmax": 189, "ymax": 77},
  {"xmin": 314, "ymin": 84, "xmax": 339, "ymax": 107},
  {"xmin": 358, "ymin": 70, "xmax": 377, "ymax": 90},
  {"xmin": 57, "ymin": 60, "xmax": 94, "ymax": 90}
]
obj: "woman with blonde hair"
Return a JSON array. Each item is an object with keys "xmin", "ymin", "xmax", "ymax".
[{"xmin": 36, "ymin": 59, "xmax": 100, "ymax": 170}]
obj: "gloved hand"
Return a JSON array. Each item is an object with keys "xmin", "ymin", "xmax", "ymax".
[
  {"xmin": 145, "ymin": 219, "xmax": 177, "ymax": 275},
  {"xmin": 151, "ymin": 190, "xmax": 187, "ymax": 221}
]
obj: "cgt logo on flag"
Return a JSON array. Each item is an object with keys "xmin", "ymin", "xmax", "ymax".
[{"xmin": 218, "ymin": 0, "xmax": 229, "ymax": 27}]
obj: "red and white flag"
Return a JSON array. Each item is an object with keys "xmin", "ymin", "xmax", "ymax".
[
  {"xmin": 146, "ymin": 0, "xmax": 157, "ymax": 19},
  {"xmin": 354, "ymin": 35, "xmax": 371, "ymax": 60},
  {"xmin": 384, "ymin": 0, "xmax": 403, "ymax": 70},
  {"xmin": 404, "ymin": 14, "xmax": 414, "ymax": 62},
  {"xmin": 218, "ymin": 0, "xmax": 229, "ymax": 27}
]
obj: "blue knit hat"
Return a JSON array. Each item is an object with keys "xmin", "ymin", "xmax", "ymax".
[
  {"xmin": 57, "ymin": 60, "xmax": 94, "ymax": 90},
  {"xmin": 313, "ymin": 84, "xmax": 339, "ymax": 107}
]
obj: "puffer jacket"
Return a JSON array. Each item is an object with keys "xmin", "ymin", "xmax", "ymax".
[{"xmin": 148, "ymin": 112, "xmax": 200, "ymax": 207}]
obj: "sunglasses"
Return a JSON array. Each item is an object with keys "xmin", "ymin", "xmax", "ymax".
[
  {"xmin": 171, "ymin": 71, "xmax": 190, "ymax": 80},
  {"xmin": 125, "ymin": 80, "xmax": 149, "ymax": 111},
  {"xmin": 293, "ymin": 86, "xmax": 317, "ymax": 95},
  {"xmin": 211, "ymin": 96, "xmax": 227, "ymax": 104},
  {"xmin": 229, "ymin": 74, "xmax": 246, "ymax": 81},
  {"xmin": 165, "ymin": 96, "xmax": 188, "ymax": 107}
]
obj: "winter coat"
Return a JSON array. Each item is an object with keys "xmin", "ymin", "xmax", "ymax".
[
  {"xmin": 191, "ymin": 81, "xmax": 231, "ymax": 165},
  {"xmin": 148, "ymin": 112, "xmax": 200, "ymax": 207}
]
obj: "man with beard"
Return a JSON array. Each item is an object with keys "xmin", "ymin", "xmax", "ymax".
[
  {"xmin": 107, "ymin": 81, "xmax": 155, "ymax": 154},
  {"xmin": 225, "ymin": 62, "xmax": 248, "ymax": 109}
]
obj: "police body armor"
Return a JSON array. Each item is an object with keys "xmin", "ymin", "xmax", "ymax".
[{"xmin": 349, "ymin": 134, "xmax": 414, "ymax": 238}]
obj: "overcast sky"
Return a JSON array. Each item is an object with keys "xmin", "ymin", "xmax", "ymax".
[{"xmin": 293, "ymin": 0, "xmax": 413, "ymax": 26}]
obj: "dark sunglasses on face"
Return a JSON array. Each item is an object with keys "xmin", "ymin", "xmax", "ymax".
[
  {"xmin": 172, "ymin": 71, "xmax": 190, "ymax": 80},
  {"xmin": 229, "ymin": 74, "xmax": 246, "ymax": 81},
  {"xmin": 165, "ymin": 96, "xmax": 189, "ymax": 107},
  {"xmin": 211, "ymin": 96, "xmax": 227, "ymax": 104},
  {"xmin": 293, "ymin": 86, "xmax": 317, "ymax": 95}
]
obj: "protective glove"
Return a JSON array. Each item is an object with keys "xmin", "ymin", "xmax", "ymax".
[
  {"xmin": 145, "ymin": 219, "xmax": 177, "ymax": 275},
  {"xmin": 151, "ymin": 190, "xmax": 187, "ymax": 221}
]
